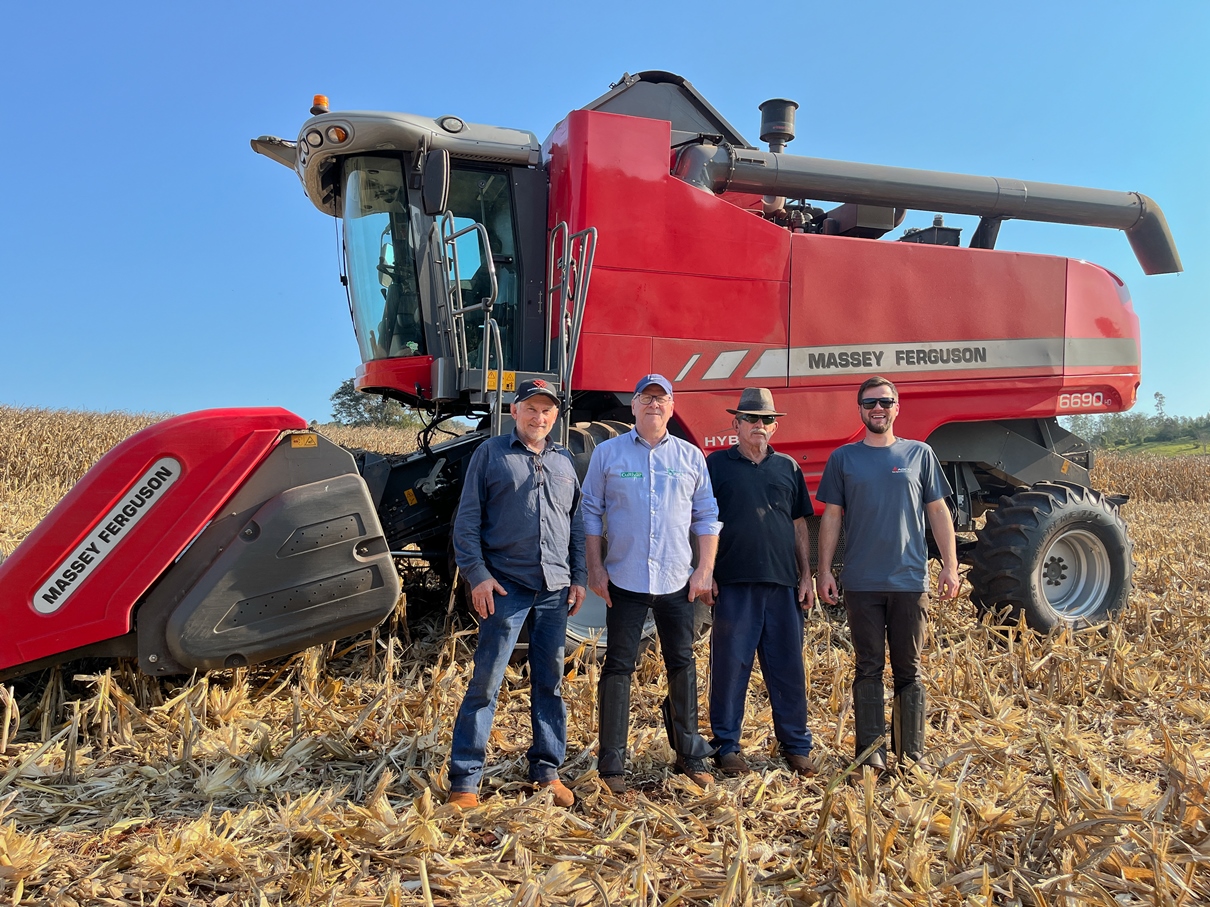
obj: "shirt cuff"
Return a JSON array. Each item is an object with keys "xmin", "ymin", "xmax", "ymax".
[
  {"xmin": 462, "ymin": 563, "xmax": 493, "ymax": 588},
  {"xmin": 691, "ymin": 519, "xmax": 723, "ymax": 536}
]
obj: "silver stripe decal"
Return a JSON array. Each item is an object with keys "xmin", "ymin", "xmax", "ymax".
[
  {"xmin": 746, "ymin": 349, "xmax": 788, "ymax": 379},
  {"xmin": 1065, "ymin": 337, "xmax": 1140, "ymax": 367},
  {"xmin": 702, "ymin": 350, "xmax": 749, "ymax": 380},
  {"xmin": 674, "ymin": 353, "xmax": 701, "ymax": 382}
]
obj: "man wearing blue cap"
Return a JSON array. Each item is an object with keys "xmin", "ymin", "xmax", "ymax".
[
  {"xmin": 583, "ymin": 374, "xmax": 722, "ymax": 794},
  {"xmin": 447, "ymin": 379, "xmax": 587, "ymax": 809}
]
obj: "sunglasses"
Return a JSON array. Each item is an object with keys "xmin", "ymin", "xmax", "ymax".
[
  {"xmin": 860, "ymin": 398, "xmax": 897, "ymax": 410},
  {"xmin": 738, "ymin": 414, "xmax": 777, "ymax": 425}
]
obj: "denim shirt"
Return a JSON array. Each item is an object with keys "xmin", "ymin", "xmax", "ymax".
[
  {"xmin": 581, "ymin": 429, "xmax": 722, "ymax": 595},
  {"xmin": 453, "ymin": 431, "xmax": 587, "ymax": 592}
]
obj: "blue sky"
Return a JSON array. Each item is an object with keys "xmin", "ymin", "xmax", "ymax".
[{"xmin": 2, "ymin": 2, "xmax": 1206, "ymax": 420}]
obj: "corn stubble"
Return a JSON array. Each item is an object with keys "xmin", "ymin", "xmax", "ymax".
[{"xmin": 0, "ymin": 407, "xmax": 1207, "ymax": 905}]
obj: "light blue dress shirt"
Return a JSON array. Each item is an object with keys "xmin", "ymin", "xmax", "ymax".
[{"xmin": 581, "ymin": 429, "xmax": 722, "ymax": 595}]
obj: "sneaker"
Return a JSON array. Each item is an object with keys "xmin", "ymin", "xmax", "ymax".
[
  {"xmin": 785, "ymin": 752, "xmax": 818, "ymax": 777},
  {"xmin": 673, "ymin": 754, "xmax": 715, "ymax": 787},
  {"xmin": 600, "ymin": 774, "xmax": 627, "ymax": 795},
  {"xmin": 715, "ymin": 751, "xmax": 751, "ymax": 776},
  {"xmin": 537, "ymin": 779, "xmax": 576, "ymax": 807},
  {"xmin": 447, "ymin": 791, "xmax": 479, "ymax": 809}
]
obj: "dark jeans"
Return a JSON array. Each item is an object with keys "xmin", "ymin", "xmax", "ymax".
[
  {"xmin": 448, "ymin": 578, "xmax": 568, "ymax": 793},
  {"xmin": 709, "ymin": 583, "xmax": 812, "ymax": 757},
  {"xmin": 844, "ymin": 590, "xmax": 928, "ymax": 693},
  {"xmin": 597, "ymin": 583, "xmax": 713, "ymax": 775}
]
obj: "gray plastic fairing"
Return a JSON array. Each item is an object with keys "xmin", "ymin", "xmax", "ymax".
[{"xmin": 136, "ymin": 433, "xmax": 400, "ymax": 674}]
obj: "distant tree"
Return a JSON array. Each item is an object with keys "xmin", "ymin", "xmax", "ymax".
[{"xmin": 330, "ymin": 378, "xmax": 424, "ymax": 429}]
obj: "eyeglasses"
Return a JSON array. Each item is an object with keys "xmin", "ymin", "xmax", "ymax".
[
  {"xmin": 860, "ymin": 398, "xmax": 897, "ymax": 410},
  {"xmin": 532, "ymin": 456, "xmax": 544, "ymax": 487},
  {"xmin": 635, "ymin": 394, "xmax": 672, "ymax": 406},
  {"xmin": 738, "ymin": 414, "xmax": 776, "ymax": 425}
]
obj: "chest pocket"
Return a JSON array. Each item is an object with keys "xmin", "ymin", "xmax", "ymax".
[{"xmin": 547, "ymin": 472, "xmax": 577, "ymax": 512}]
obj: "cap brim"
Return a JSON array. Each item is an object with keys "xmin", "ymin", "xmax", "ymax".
[{"xmin": 727, "ymin": 408, "xmax": 786, "ymax": 417}]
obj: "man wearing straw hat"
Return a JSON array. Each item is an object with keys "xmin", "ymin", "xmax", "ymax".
[
  {"xmin": 816, "ymin": 376, "xmax": 960, "ymax": 775},
  {"xmin": 705, "ymin": 387, "xmax": 818, "ymax": 777},
  {"xmin": 584, "ymin": 373, "xmax": 721, "ymax": 794},
  {"xmin": 447, "ymin": 379, "xmax": 587, "ymax": 809}
]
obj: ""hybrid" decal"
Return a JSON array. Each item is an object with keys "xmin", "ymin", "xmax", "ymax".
[{"xmin": 35, "ymin": 458, "xmax": 181, "ymax": 614}]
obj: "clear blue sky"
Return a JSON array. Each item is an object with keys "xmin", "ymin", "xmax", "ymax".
[{"xmin": 2, "ymin": 2, "xmax": 1206, "ymax": 420}]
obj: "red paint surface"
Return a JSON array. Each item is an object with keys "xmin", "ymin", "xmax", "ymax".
[{"xmin": 0, "ymin": 409, "xmax": 304, "ymax": 669}]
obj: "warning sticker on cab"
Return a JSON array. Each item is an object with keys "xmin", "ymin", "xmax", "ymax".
[{"xmin": 291, "ymin": 433, "xmax": 318, "ymax": 448}]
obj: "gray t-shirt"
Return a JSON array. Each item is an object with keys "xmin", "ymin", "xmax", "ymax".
[{"xmin": 816, "ymin": 438, "xmax": 952, "ymax": 592}]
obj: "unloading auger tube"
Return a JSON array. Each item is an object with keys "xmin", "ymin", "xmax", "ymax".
[{"xmin": 672, "ymin": 143, "xmax": 1182, "ymax": 275}]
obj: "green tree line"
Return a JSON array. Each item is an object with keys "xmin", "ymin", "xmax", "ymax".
[{"xmin": 1063, "ymin": 393, "xmax": 1210, "ymax": 450}]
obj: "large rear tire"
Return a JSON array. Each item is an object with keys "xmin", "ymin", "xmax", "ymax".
[{"xmin": 968, "ymin": 482, "xmax": 1133, "ymax": 631}]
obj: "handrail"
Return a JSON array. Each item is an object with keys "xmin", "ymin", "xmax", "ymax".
[{"xmin": 545, "ymin": 222, "xmax": 598, "ymax": 444}]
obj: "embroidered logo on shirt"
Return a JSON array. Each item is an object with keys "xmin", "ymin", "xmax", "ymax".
[
  {"xmin": 621, "ymin": 471, "xmax": 643, "ymax": 478},
  {"xmin": 666, "ymin": 468, "xmax": 682, "ymax": 477},
  {"xmin": 891, "ymin": 466, "xmax": 913, "ymax": 475}
]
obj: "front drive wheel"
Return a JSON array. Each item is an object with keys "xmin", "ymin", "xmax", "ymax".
[{"xmin": 968, "ymin": 482, "xmax": 1134, "ymax": 632}]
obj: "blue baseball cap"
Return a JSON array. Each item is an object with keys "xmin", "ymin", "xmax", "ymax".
[{"xmin": 633, "ymin": 374, "xmax": 673, "ymax": 397}]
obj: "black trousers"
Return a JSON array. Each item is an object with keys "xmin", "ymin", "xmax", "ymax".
[
  {"xmin": 598, "ymin": 583, "xmax": 713, "ymax": 775},
  {"xmin": 843, "ymin": 590, "xmax": 928, "ymax": 693}
]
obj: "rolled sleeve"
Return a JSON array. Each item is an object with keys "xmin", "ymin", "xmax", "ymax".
[
  {"xmin": 580, "ymin": 453, "xmax": 606, "ymax": 537},
  {"xmin": 689, "ymin": 454, "xmax": 722, "ymax": 537}
]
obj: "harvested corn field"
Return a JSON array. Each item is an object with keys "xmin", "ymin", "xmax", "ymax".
[{"xmin": 0, "ymin": 407, "xmax": 1207, "ymax": 905}]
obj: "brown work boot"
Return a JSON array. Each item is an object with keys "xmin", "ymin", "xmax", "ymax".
[
  {"xmin": 600, "ymin": 774, "xmax": 627, "ymax": 795},
  {"xmin": 715, "ymin": 751, "xmax": 751, "ymax": 776},
  {"xmin": 537, "ymin": 779, "xmax": 576, "ymax": 807},
  {"xmin": 785, "ymin": 752, "xmax": 818, "ymax": 777},
  {"xmin": 673, "ymin": 754, "xmax": 715, "ymax": 788},
  {"xmin": 447, "ymin": 791, "xmax": 479, "ymax": 809}
]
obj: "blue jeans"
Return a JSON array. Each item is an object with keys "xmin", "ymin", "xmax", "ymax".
[
  {"xmin": 709, "ymin": 583, "xmax": 812, "ymax": 757},
  {"xmin": 448, "ymin": 579, "xmax": 569, "ymax": 793}
]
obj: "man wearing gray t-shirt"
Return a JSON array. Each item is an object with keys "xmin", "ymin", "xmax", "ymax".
[{"xmin": 816, "ymin": 376, "xmax": 960, "ymax": 775}]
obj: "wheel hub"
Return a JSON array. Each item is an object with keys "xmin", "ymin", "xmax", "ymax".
[{"xmin": 1036, "ymin": 528, "xmax": 1112, "ymax": 619}]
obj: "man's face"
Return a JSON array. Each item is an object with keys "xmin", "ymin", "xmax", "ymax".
[
  {"xmin": 859, "ymin": 387, "xmax": 898, "ymax": 434},
  {"xmin": 511, "ymin": 396, "xmax": 559, "ymax": 446},
  {"xmin": 734, "ymin": 414, "xmax": 777, "ymax": 449},
  {"xmin": 631, "ymin": 384, "xmax": 673, "ymax": 436}
]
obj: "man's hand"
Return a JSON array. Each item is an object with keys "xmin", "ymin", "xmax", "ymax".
[
  {"xmin": 471, "ymin": 577, "xmax": 507, "ymax": 618},
  {"xmin": 588, "ymin": 564, "xmax": 612, "ymax": 608},
  {"xmin": 798, "ymin": 574, "xmax": 816, "ymax": 612},
  {"xmin": 568, "ymin": 584, "xmax": 587, "ymax": 616},
  {"xmin": 817, "ymin": 571, "xmax": 839, "ymax": 605},
  {"xmin": 689, "ymin": 566, "xmax": 714, "ymax": 606},
  {"xmin": 937, "ymin": 564, "xmax": 961, "ymax": 600}
]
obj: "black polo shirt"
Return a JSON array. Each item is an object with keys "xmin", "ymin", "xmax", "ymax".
[{"xmin": 707, "ymin": 445, "xmax": 814, "ymax": 587}]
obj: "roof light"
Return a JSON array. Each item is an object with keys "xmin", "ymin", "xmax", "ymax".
[
  {"xmin": 305, "ymin": 130, "xmax": 323, "ymax": 148},
  {"xmin": 311, "ymin": 94, "xmax": 329, "ymax": 115},
  {"xmin": 326, "ymin": 125, "xmax": 348, "ymax": 144}
]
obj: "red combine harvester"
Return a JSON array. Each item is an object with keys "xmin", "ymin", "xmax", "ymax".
[{"xmin": 0, "ymin": 72, "xmax": 1180, "ymax": 679}]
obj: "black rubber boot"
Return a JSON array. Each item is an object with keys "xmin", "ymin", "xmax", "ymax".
[
  {"xmin": 852, "ymin": 679, "xmax": 888, "ymax": 771},
  {"xmin": 891, "ymin": 682, "xmax": 926, "ymax": 765},
  {"xmin": 662, "ymin": 665, "xmax": 715, "ymax": 759},
  {"xmin": 598, "ymin": 674, "xmax": 632, "ymax": 777}
]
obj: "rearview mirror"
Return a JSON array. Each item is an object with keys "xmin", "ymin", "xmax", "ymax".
[{"xmin": 422, "ymin": 149, "xmax": 450, "ymax": 216}]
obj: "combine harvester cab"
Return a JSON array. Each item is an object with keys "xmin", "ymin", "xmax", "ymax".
[{"xmin": 0, "ymin": 409, "xmax": 400, "ymax": 680}]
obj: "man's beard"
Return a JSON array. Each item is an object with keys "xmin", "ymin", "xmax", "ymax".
[{"xmin": 864, "ymin": 419, "xmax": 890, "ymax": 434}]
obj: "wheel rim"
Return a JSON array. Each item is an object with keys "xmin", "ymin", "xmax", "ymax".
[{"xmin": 1036, "ymin": 528, "xmax": 1112, "ymax": 619}]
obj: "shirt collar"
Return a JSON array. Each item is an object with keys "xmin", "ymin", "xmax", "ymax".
[
  {"xmin": 727, "ymin": 443, "xmax": 777, "ymax": 463},
  {"xmin": 629, "ymin": 427, "xmax": 671, "ymax": 449},
  {"xmin": 510, "ymin": 429, "xmax": 558, "ymax": 454}
]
